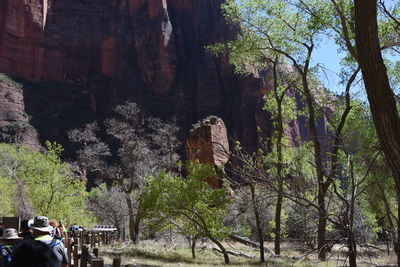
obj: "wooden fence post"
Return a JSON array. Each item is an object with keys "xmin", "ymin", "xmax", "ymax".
[
  {"xmin": 91, "ymin": 258, "xmax": 104, "ymax": 267},
  {"xmin": 66, "ymin": 237, "xmax": 72, "ymax": 265},
  {"xmin": 90, "ymin": 232, "xmax": 95, "ymax": 248},
  {"xmin": 112, "ymin": 258, "xmax": 121, "ymax": 267},
  {"xmin": 73, "ymin": 244, "xmax": 79, "ymax": 267},
  {"xmin": 73, "ymin": 236, "xmax": 78, "ymax": 250},
  {"xmin": 100, "ymin": 232, "xmax": 104, "ymax": 245},
  {"xmin": 95, "ymin": 232, "xmax": 99, "ymax": 247},
  {"xmin": 80, "ymin": 245, "xmax": 89, "ymax": 267},
  {"xmin": 79, "ymin": 231, "xmax": 84, "ymax": 246},
  {"xmin": 86, "ymin": 232, "xmax": 91, "ymax": 245}
]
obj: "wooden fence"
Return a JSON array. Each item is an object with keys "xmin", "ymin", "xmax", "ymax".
[{"xmin": 66, "ymin": 230, "xmax": 123, "ymax": 267}]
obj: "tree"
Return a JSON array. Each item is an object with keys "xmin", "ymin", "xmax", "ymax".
[
  {"xmin": 226, "ymin": 57, "xmax": 298, "ymax": 258},
  {"xmin": 88, "ymin": 183, "xmax": 128, "ymax": 239},
  {"xmin": 0, "ymin": 142, "xmax": 90, "ymax": 224},
  {"xmin": 141, "ymin": 162, "xmax": 231, "ymax": 263},
  {"xmin": 354, "ymin": 1, "xmax": 400, "ymax": 264},
  {"xmin": 263, "ymin": 58, "xmax": 301, "ymax": 256},
  {"xmin": 327, "ymin": 101, "xmax": 381, "ymax": 267},
  {"xmin": 211, "ymin": 0, "xmax": 361, "ymax": 260},
  {"xmin": 227, "ymin": 144, "xmax": 274, "ymax": 262},
  {"xmin": 69, "ymin": 101, "xmax": 180, "ymax": 244}
]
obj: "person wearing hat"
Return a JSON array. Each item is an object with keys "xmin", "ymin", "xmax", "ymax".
[
  {"xmin": 28, "ymin": 216, "xmax": 68, "ymax": 267},
  {"xmin": 0, "ymin": 228, "xmax": 22, "ymax": 267}
]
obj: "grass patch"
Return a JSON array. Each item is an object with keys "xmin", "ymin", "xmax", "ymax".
[{"xmin": 99, "ymin": 242, "xmax": 385, "ymax": 267}]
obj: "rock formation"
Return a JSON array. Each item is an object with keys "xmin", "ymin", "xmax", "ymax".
[
  {"xmin": 186, "ymin": 116, "xmax": 229, "ymax": 187},
  {"xmin": 186, "ymin": 116, "xmax": 230, "ymax": 166},
  {"xmin": 0, "ymin": 75, "xmax": 38, "ymax": 147},
  {"xmin": 0, "ymin": 0, "xmax": 269, "ymax": 153}
]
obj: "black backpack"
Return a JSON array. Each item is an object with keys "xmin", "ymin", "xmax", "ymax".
[{"xmin": 0, "ymin": 245, "xmax": 13, "ymax": 267}]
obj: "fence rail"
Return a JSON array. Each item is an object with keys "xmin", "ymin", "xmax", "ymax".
[{"xmin": 66, "ymin": 230, "xmax": 123, "ymax": 267}]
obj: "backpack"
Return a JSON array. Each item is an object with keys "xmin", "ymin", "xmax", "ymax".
[
  {"xmin": 0, "ymin": 245, "xmax": 13, "ymax": 267},
  {"xmin": 48, "ymin": 237, "xmax": 63, "ymax": 248}
]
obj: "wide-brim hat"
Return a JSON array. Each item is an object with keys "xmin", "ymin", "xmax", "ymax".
[
  {"xmin": 28, "ymin": 216, "xmax": 54, "ymax": 233},
  {"xmin": 0, "ymin": 228, "xmax": 23, "ymax": 240}
]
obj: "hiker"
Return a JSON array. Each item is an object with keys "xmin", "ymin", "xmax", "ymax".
[
  {"xmin": 10, "ymin": 239, "xmax": 59, "ymax": 267},
  {"xmin": 48, "ymin": 220, "xmax": 62, "ymax": 239},
  {"xmin": 69, "ymin": 223, "xmax": 79, "ymax": 234},
  {"xmin": 57, "ymin": 220, "xmax": 68, "ymax": 241},
  {"xmin": 28, "ymin": 216, "xmax": 68, "ymax": 267},
  {"xmin": 0, "ymin": 228, "xmax": 22, "ymax": 267},
  {"xmin": 18, "ymin": 220, "xmax": 32, "ymax": 240}
]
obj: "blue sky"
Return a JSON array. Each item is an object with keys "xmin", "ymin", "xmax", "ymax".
[
  {"xmin": 313, "ymin": 38, "xmax": 344, "ymax": 93},
  {"xmin": 313, "ymin": 0, "xmax": 399, "ymax": 95},
  {"xmin": 314, "ymin": 37, "xmax": 400, "ymax": 96}
]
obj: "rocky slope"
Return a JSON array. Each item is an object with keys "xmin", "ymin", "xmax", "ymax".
[{"xmin": 0, "ymin": 0, "xmax": 269, "ymax": 152}]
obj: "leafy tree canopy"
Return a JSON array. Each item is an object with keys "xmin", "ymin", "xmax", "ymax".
[
  {"xmin": 0, "ymin": 142, "xmax": 92, "ymax": 225},
  {"xmin": 141, "ymin": 162, "xmax": 230, "ymax": 240}
]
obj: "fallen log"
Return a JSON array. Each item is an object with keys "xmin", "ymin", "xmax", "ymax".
[
  {"xmin": 229, "ymin": 234, "xmax": 274, "ymax": 254},
  {"xmin": 212, "ymin": 247, "xmax": 255, "ymax": 258}
]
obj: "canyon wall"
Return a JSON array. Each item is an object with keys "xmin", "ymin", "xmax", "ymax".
[{"xmin": 0, "ymin": 0, "xmax": 269, "ymax": 152}]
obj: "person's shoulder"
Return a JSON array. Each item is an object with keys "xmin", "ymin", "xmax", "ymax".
[{"xmin": 54, "ymin": 240, "xmax": 65, "ymax": 249}]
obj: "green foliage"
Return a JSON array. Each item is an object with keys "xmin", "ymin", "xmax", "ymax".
[
  {"xmin": 0, "ymin": 142, "xmax": 92, "ymax": 225},
  {"xmin": 330, "ymin": 100, "xmax": 395, "ymax": 239},
  {"xmin": 0, "ymin": 73, "xmax": 22, "ymax": 90},
  {"xmin": 141, "ymin": 162, "xmax": 230, "ymax": 240},
  {"xmin": 386, "ymin": 59, "xmax": 400, "ymax": 93},
  {"xmin": 238, "ymin": 222, "xmax": 252, "ymax": 238},
  {"xmin": 210, "ymin": 0, "xmax": 335, "ymax": 73},
  {"xmin": 0, "ymin": 121, "xmax": 32, "ymax": 143},
  {"xmin": 0, "ymin": 175, "xmax": 16, "ymax": 217}
]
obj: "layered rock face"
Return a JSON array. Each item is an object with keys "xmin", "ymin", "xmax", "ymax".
[
  {"xmin": 0, "ymin": 0, "xmax": 268, "ymax": 152},
  {"xmin": 0, "ymin": 75, "xmax": 39, "ymax": 147}
]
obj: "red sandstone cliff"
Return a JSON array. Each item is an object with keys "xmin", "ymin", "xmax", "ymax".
[{"xmin": 0, "ymin": 0, "xmax": 268, "ymax": 152}]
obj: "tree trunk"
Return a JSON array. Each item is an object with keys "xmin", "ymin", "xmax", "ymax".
[
  {"xmin": 114, "ymin": 222, "xmax": 121, "ymax": 241},
  {"xmin": 125, "ymin": 194, "xmax": 136, "ymax": 243},
  {"xmin": 133, "ymin": 214, "xmax": 140, "ymax": 245},
  {"xmin": 354, "ymin": 1, "xmax": 400, "ymax": 266},
  {"xmin": 317, "ymin": 190, "xmax": 327, "ymax": 261},
  {"xmin": 348, "ymin": 231, "xmax": 357, "ymax": 267},
  {"xmin": 302, "ymin": 73, "xmax": 327, "ymax": 261},
  {"xmin": 210, "ymin": 237, "xmax": 230, "ymax": 264},
  {"xmin": 396, "ymin": 191, "xmax": 400, "ymax": 265},
  {"xmin": 273, "ymin": 59, "xmax": 284, "ymax": 256},
  {"xmin": 275, "ymin": 187, "xmax": 283, "ymax": 255},
  {"xmin": 250, "ymin": 185, "xmax": 265, "ymax": 262},
  {"xmin": 229, "ymin": 234, "xmax": 274, "ymax": 254},
  {"xmin": 191, "ymin": 236, "xmax": 198, "ymax": 259},
  {"xmin": 348, "ymin": 160, "xmax": 357, "ymax": 267}
]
